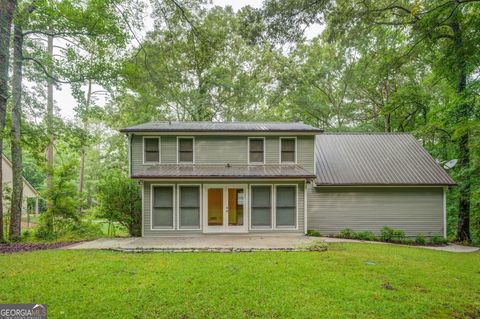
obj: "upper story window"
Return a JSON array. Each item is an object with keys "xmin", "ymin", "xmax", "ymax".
[
  {"xmin": 178, "ymin": 137, "xmax": 194, "ymax": 163},
  {"xmin": 249, "ymin": 137, "xmax": 264, "ymax": 164},
  {"xmin": 280, "ymin": 137, "xmax": 296, "ymax": 163},
  {"xmin": 144, "ymin": 137, "xmax": 160, "ymax": 163}
]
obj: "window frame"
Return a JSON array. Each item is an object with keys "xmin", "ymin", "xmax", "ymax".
[
  {"xmin": 248, "ymin": 137, "xmax": 265, "ymax": 165},
  {"xmin": 249, "ymin": 184, "xmax": 273, "ymax": 230},
  {"xmin": 176, "ymin": 184, "xmax": 202, "ymax": 230},
  {"xmin": 143, "ymin": 136, "xmax": 161, "ymax": 164},
  {"xmin": 279, "ymin": 137, "xmax": 297, "ymax": 164},
  {"xmin": 274, "ymin": 184, "xmax": 298, "ymax": 229},
  {"xmin": 177, "ymin": 136, "xmax": 195, "ymax": 164},
  {"xmin": 150, "ymin": 184, "xmax": 175, "ymax": 230}
]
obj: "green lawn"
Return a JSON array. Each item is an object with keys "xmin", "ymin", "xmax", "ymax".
[{"xmin": 0, "ymin": 244, "xmax": 478, "ymax": 319}]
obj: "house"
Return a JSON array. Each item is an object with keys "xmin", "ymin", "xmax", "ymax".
[
  {"xmin": 2, "ymin": 154, "xmax": 40, "ymax": 214},
  {"xmin": 120, "ymin": 122, "xmax": 455, "ymax": 237}
]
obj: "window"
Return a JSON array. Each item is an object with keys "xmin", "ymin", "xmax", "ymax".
[
  {"xmin": 152, "ymin": 186, "xmax": 174, "ymax": 228},
  {"xmin": 179, "ymin": 186, "xmax": 200, "ymax": 229},
  {"xmin": 275, "ymin": 186, "xmax": 296, "ymax": 227},
  {"xmin": 251, "ymin": 186, "xmax": 272, "ymax": 228},
  {"xmin": 281, "ymin": 138, "xmax": 296, "ymax": 163},
  {"xmin": 178, "ymin": 137, "xmax": 194, "ymax": 163},
  {"xmin": 144, "ymin": 137, "xmax": 160, "ymax": 163},
  {"xmin": 249, "ymin": 138, "xmax": 264, "ymax": 163}
]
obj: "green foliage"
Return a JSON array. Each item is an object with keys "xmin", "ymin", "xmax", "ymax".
[
  {"xmin": 431, "ymin": 236, "xmax": 448, "ymax": 246},
  {"xmin": 302, "ymin": 240, "xmax": 328, "ymax": 251},
  {"xmin": 380, "ymin": 227, "xmax": 406, "ymax": 242},
  {"xmin": 95, "ymin": 168, "xmax": 141, "ymax": 237},
  {"xmin": 353, "ymin": 231, "xmax": 377, "ymax": 241},
  {"xmin": 306, "ymin": 229, "xmax": 322, "ymax": 237},
  {"xmin": 415, "ymin": 235, "xmax": 427, "ymax": 245},
  {"xmin": 336, "ymin": 228, "xmax": 355, "ymax": 239}
]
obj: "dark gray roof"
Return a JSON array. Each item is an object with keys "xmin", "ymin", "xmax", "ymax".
[
  {"xmin": 120, "ymin": 121, "xmax": 322, "ymax": 133},
  {"xmin": 132, "ymin": 164, "xmax": 315, "ymax": 179},
  {"xmin": 315, "ymin": 133, "xmax": 456, "ymax": 186}
]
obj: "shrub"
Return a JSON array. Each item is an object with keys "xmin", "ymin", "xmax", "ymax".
[
  {"xmin": 303, "ymin": 240, "xmax": 328, "ymax": 251},
  {"xmin": 336, "ymin": 228, "xmax": 355, "ymax": 239},
  {"xmin": 380, "ymin": 227, "xmax": 406, "ymax": 242},
  {"xmin": 431, "ymin": 236, "xmax": 448, "ymax": 246},
  {"xmin": 415, "ymin": 234, "xmax": 426, "ymax": 245},
  {"xmin": 307, "ymin": 229, "xmax": 321, "ymax": 237},
  {"xmin": 354, "ymin": 231, "xmax": 377, "ymax": 241}
]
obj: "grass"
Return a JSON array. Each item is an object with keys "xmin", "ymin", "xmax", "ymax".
[{"xmin": 0, "ymin": 243, "xmax": 479, "ymax": 318}]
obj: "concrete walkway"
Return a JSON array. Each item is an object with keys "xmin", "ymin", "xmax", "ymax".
[
  {"xmin": 65, "ymin": 235, "xmax": 479, "ymax": 253},
  {"xmin": 66, "ymin": 235, "xmax": 318, "ymax": 252}
]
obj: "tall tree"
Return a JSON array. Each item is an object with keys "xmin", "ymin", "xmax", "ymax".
[{"xmin": 0, "ymin": 0, "xmax": 16, "ymax": 242}]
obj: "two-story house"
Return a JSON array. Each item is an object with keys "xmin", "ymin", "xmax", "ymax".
[{"xmin": 121, "ymin": 122, "xmax": 455, "ymax": 237}]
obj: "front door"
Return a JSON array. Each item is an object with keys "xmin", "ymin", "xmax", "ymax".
[{"xmin": 203, "ymin": 185, "xmax": 247, "ymax": 233}]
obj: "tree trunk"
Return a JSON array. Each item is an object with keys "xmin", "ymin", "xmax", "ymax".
[
  {"xmin": 9, "ymin": 22, "xmax": 23, "ymax": 241},
  {"xmin": 451, "ymin": 19, "xmax": 471, "ymax": 243},
  {"xmin": 384, "ymin": 112, "xmax": 391, "ymax": 132},
  {"xmin": 45, "ymin": 34, "xmax": 54, "ymax": 232},
  {"xmin": 0, "ymin": 0, "xmax": 16, "ymax": 242},
  {"xmin": 78, "ymin": 79, "xmax": 92, "ymax": 201}
]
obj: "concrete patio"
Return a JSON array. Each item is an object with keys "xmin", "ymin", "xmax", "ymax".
[{"xmin": 65, "ymin": 235, "xmax": 480, "ymax": 253}]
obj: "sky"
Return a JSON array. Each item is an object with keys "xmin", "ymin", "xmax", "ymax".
[{"xmin": 55, "ymin": 0, "xmax": 323, "ymax": 120}]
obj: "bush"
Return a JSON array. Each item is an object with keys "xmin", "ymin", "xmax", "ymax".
[
  {"xmin": 303, "ymin": 240, "xmax": 328, "ymax": 251},
  {"xmin": 336, "ymin": 228, "xmax": 355, "ymax": 239},
  {"xmin": 354, "ymin": 231, "xmax": 377, "ymax": 241},
  {"xmin": 380, "ymin": 227, "xmax": 406, "ymax": 242},
  {"xmin": 415, "ymin": 234, "xmax": 426, "ymax": 245},
  {"xmin": 307, "ymin": 229, "xmax": 321, "ymax": 237},
  {"xmin": 431, "ymin": 236, "xmax": 448, "ymax": 246}
]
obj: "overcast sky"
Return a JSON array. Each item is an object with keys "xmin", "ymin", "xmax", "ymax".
[{"xmin": 54, "ymin": 0, "xmax": 323, "ymax": 120}]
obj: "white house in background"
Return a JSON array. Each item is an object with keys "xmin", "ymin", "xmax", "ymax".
[{"xmin": 2, "ymin": 154, "xmax": 39, "ymax": 214}]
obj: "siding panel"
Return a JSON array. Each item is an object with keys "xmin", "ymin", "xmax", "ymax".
[{"xmin": 307, "ymin": 186, "xmax": 444, "ymax": 236}]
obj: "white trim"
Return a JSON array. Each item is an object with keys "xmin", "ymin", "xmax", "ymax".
[
  {"xmin": 203, "ymin": 184, "xmax": 248, "ymax": 233},
  {"xmin": 443, "ymin": 186, "xmax": 447, "ymax": 239},
  {"xmin": 143, "ymin": 136, "xmax": 161, "ymax": 164},
  {"xmin": 176, "ymin": 136, "xmax": 195, "ymax": 164},
  {"xmin": 304, "ymin": 180, "xmax": 308, "ymax": 234},
  {"xmin": 136, "ymin": 178, "xmax": 308, "ymax": 182},
  {"xmin": 273, "ymin": 184, "xmax": 299, "ymax": 230},
  {"xmin": 247, "ymin": 137, "xmax": 266, "ymax": 165},
  {"xmin": 177, "ymin": 184, "xmax": 202, "ymax": 230},
  {"xmin": 150, "ymin": 184, "xmax": 175, "ymax": 230},
  {"xmin": 279, "ymin": 137, "xmax": 297, "ymax": 164},
  {"xmin": 127, "ymin": 134, "xmax": 131, "ymax": 177},
  {"xmin": 249, "ymin": 184, "xmax": 273, "ymax": 230},
  {"xmin": 314, "ymin": 185, "xmax": 449, "ymax": 188}
]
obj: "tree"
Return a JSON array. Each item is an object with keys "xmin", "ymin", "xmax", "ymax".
[
  {"xmin": 0, "ymin": 0, "xmax": 17, "ymax": 242},
  {"xmin": 96, "ymin": 168, "xmax": 141, "ymax": 237}
]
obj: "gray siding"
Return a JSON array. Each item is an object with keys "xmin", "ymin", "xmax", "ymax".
[
  {"xmin": 307, "ymin": 186, "xmax": 444, "ymax": 237},
  {"xmin": 143, "ymin": 180, "xmax": 305, "ymax": 237},
  {"xmin": 131, "ymin": 135, "xmax": 315, "ymax": 175}
]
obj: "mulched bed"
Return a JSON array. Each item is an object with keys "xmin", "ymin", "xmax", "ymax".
[{"xmin": 0, "ymin": 242, "xmax": 80, "ymax": 254}]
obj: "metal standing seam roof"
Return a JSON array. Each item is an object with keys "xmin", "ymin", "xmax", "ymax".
[
  {"xmin": 315, "ymin": 133, "xmax": 456, "ymax": 186},
  {"xmin": 132, "ymin": 164, "xmax": 315, "ymax": 179},
  {"xmin": 120, "ymin": 121, "xmax": 323, "ymax": 133}
]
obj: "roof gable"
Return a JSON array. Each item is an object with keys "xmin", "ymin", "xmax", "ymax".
[{"xmin": 315, "ymin": 133, "xmax": 455, "ymax": 186}]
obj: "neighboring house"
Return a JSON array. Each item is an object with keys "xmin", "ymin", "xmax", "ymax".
[
  {"xmin": 120, "ymin": 122, "xmax": 455, "ymax": 237},
  {"xmin": 2, "ymin": 154, "xmax": 40, "ymax": 214}
]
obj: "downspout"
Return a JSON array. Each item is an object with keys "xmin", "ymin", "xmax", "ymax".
[
  {"xmin": 304, "ymin": 180, "xmax": 308, "ymax": 234},
  {"xmin": 127, "ymin": 133, "xmax": 132, "ymax": 178}
]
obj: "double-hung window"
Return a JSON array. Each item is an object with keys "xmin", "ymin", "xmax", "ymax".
[
  {"xmin": 251, "ymin": 186, "xmax": 272, "ymax": 228},
  {"xmin": 144, "ymin": 137, "xmax": 160, "ymax": 163},
  {"xmin": 152, "ymin": 186, "xmax": 174, "ymax": 229},
  {"xmin": 275, "ymin": 185, "xmax": 297, "ymax": 228},
  {"xmin": 280, "ymin": 138, "xmax": 296, "ymax": 163},
  {"xmin": 178, "ymin": 137, "xmax": 194, "ymax": 163},
  {"xmin": 179, "ymin": 186, "xmax": 200, "ymax": 229},
  {"xmin": 249, "ymin": 138, "xmax": 264, "ymax": 164}
]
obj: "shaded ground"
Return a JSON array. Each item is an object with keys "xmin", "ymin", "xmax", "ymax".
[
  {"xmin": 0, "ymin": 242, "xmax": 80, "ymax": 254},
  {"xmin": 0, "ymin": 243, "xmax": 478, "ymax": 318}
]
